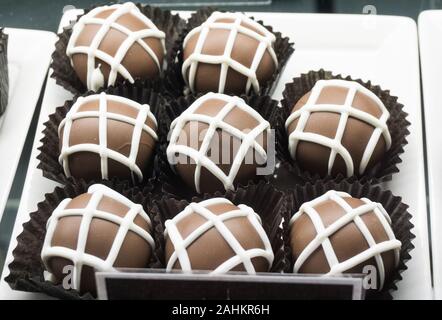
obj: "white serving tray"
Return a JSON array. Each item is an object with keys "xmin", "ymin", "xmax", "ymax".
[
  {"xmin": 0, "ymin": 28, "xmax": 56, "ymax": 221},
  {"xmin": 0, "ymin": 10, "xmax": 432, "ymax": 299},
  {"xmin": 418, "ymin": 10, "xmax": 442, "ymax": 300}
]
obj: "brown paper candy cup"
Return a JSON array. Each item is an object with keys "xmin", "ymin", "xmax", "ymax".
[
  {"xmin": 151, "ymin": 180, "xmax": 289, "ymax": 273},
  {"xmin": 51, "ymin": 3, "xmax": 186, "ymax": 95},
  {"xmin": 5, "ymin": 178, "xmax": 160, "ymax": 300},
  {"xmin": 163, "ymin": 6, "xmax": 295, "ymax": 98},
  {"xmin": 156, "ymin": 93, "xmax": 279, "ymax": 200},
  {"xmin": 37, "ymin": 80, "xmax": 167, "ymax": 186},
  {"xmin": 276, "ymin": 69, "xmax": 410, "ymax": 185},
  {"xmin": 0, "ymin": 28, "xmax": 8, "ymax": 117},
  {"xmin": 284, "ymin": 178, "xmax": 414, "ymax": 300}
]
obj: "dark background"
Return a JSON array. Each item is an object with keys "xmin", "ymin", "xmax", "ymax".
[{"xmin": 0, "ymin": 0, "xmax": 439, "ymax": 275}]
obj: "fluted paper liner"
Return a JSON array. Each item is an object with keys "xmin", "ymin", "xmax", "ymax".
[
  {"xmin": 51, "ymin": 3, "xmax": 186, "ymax": 94},
  {"xmin": 5, "ymin": 177, "xmax": 161, "ymax": 300},
  {"xmin": 284, "ymin": 178, "xmax": 414, "ymax": 300},
  {"xmin": 157, "ymin": 93, "xmax": 279, "ymax": 200},
  {"xmin": 37, "ymin": 80, "xmax": 167, "ymax": 185},
  {"xmin": 151, "ymin": 180, "xmax": 289, "ymax": 273},
  {"xmin": 163, "ymin": 6, "xmax": 295, "ymax": 98},
  {"xmin": 0, "ymin": 28, "xmax": 8, "ymax": 116},
  {"xmin": 277, "ymin": 69, "xmax": 410, "ymax": 185}
]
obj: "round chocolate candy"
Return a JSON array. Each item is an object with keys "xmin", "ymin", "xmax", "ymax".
[
  {"xmin": 164, "ymin": 198, "xmax": 274, "ymax": 273},
  {"xmin": 289, "ymin": 190, "xmax": 401, "ymax": 290},
  {"xmin": 182, "ymin": 11, "xmax": 278, "ymax": 95},
  {"xmin": 285, "ymin": 79, "xmax": 392, "ymax": 177},
  {"xmin": 67, "ymin": 2, "xmax": 166, "ymax": 91},
  {"xmin": 41, "ymin": 184, "xmax": 155, "ymax": 295},
  {"xmin": 166, "ymin": 93, "xmax": 271, "ymax": 194},
  {"xmin": 58, "ymin": 92, "xmax": 158, "ymax": 183}
]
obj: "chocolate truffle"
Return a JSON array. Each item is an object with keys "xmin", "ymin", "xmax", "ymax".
[
  {"xmin": 67, "ymin": 2, "xmax": 166, "ymax": 91},
  {"xmin": 164, "ymin": 198, "xmax": 274, "ymax": 273},
  {"xmin": 182, "ymin": 11, "xmax": 278, "ymax": 95},
  {"xmin": 58, "ymin": 92, "xmax": 158, "ymax": 183},
  {"xmin": 285, "ymin": 79, "xmax": 392, "ymax": 177},
  {"xmin": 289, "ymin": 190, "xmax": 401, "ymax": 290},
  {"xmin": 167, "ymin": 93, "xmax": 271, "ymax": 194},
  {"xmin": 41, "ymin": 184, "xmax": 155, "ymax": 295},
  {"xmin": 0, "ymin": 28, "xmax": 8, "ymax": 117}
]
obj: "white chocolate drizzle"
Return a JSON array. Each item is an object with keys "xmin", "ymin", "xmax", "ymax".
[
  {"xmin": 289, "ymin": 190, "xmax": 401, "ymax": 290},
  {"xmin": 67, "ymin": 2, "xmax": 166, "ymax": 90},
  {"xmin": 166, "ymin": 92, "xmax": 270, "ymax": 193},
  {"xmin": 41, "ymin": 184, "xmax": 155, "ymax": 291},
  {"xmin": 90, "ymin": 64, "xmax": 105, "ymax": 91},
  {"xmin": 165, "ymin": 197, "xmax": 274, "ymax": 274},
  {"xmin": 285, "ymin": 79, "xmax": 392, "ymax": 176},
  {"xmin": 182, "ymin": 11, "xmax": 278, "ymax": 94},
  {"xmin": 58, "ymin": 92, "xmax": 158, "ymax": 183}
]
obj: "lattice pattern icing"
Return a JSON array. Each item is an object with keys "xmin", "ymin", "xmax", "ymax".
[
  {"xmin": 182, "ymin": 11, "xmax": 278, "ymax": 94},
  {"xmin": 58, "ymin": 92, "xmax": 158, "ymax": 183},
  {"xmin": 289, "ymin": 190, "xmax": 401, "ymax": 289},
  {"xmin": 165, "ymin": 197, "xmax": 274, "ymax": 274},
  {"xmin": 41, "ymin": 184, "xmax": 155, "ymax": 291},
  {"xmin": 166, "ymin": 92, "xmax": 270, "ymax": 193},
  {"xmin": 67, "ymin": 2, "xmax": 166, "ymax": 91},
  {"xmin": 285, "ymin": 79, "xmax": 392, "ymax": 176}
]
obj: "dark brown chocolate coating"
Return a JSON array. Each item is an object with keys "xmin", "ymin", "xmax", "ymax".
[
  {"xmin": 46, "ymin": 192, "xmax": 152, "ymax": 295},
  {"xmin": 173, "ymin": 97, "xmax": 268, "ymax": 193},
  {"xmin": 287, "ymin": 85, "xmax": 387, "ymax": 177},
  {"xmin": 71, "ymin": 8, "xmax": 164, "ymax": 88},
  {"xmin": 165, "ymin": 201, "xmax": 269, "ymax": 272},
  {"xmin": 183, "ymin": 17, "xmax": 276, "ymax": 95},
  {"xmin": 59, "ymin": 97, "xmax": 157, "ymax": 182},
  {"xmin": 290, "ymin": 196, "xmax": 396, "ymax": 282}
]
